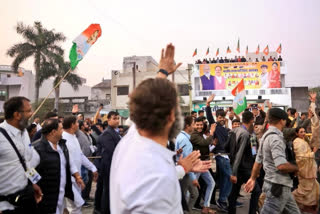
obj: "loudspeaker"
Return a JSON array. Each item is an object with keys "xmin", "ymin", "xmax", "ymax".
[
  {"xmin": 222, "ymin": 97, "xmax": 226, "ymax": 100},
  {"xmin": 258, "ymin": 95, "xmax": 262, "ymax": 100},
  {"xmin": 203, "ymin": 97, "xmax": 207, "ymax": 101}
]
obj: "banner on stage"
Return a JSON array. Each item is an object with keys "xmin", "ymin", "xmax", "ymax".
[{"xmin": 194, "ymin": 61, "xmax": 281, "ymax": 91}]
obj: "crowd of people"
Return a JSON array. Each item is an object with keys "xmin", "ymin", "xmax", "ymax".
[
  {"xmin": 195, "ymin": 55, "xmax": 283, "ymax": 64},
  {"xmin": 0, "ymin": 43, "xmax": 318, "ymax": 214}
]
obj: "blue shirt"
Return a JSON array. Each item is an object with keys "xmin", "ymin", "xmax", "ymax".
[{"xmin": 175, "ymin": 131, "xmax": 196, "ymax": 181}]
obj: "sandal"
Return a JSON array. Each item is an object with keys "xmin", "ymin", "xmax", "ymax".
[{"xmin": 201, "ymin": 207, "xmax": 217, "ymax": 214}]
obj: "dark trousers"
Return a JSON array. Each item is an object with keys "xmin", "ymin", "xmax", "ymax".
[
  {"xmin": 94, "ymin": 172, "xmax": 110, "ymax": 214},
  {"xmin": 228, "ymin": 170, "xmax": 261, "ymax": 214},
  {"xmin": 82, "ymin": 170, "xmax": 93, "ymax": 200}
]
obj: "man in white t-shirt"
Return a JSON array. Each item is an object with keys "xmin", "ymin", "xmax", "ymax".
[{"xmin": 110, "ymin": 44, "xmax": 212, "ymax": 214}]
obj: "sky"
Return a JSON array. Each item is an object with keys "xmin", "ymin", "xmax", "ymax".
[{"xmin": 1, "ymin": 0, "xmax": 320, "ymax": 87}]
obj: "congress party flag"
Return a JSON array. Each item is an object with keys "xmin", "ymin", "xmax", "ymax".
[
  {"xmin": 69, "ymin": 24, "xmax": 102, "ymax": 70},
  {"xmin": 232, "ymin": 79, "xmax": 247, "ymax": 114}
]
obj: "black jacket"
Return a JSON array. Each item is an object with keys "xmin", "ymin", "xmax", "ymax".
[
  {"xmin": 96, "ymin": 126, "xmax": 121, "ymax": 176},
  {"xmin": 34, "ymin": 138, "xmax": 74, "ymax": 214},
  {"xmin": 230, "ymin": 127, "xmax": 255, "ymax": 176}
]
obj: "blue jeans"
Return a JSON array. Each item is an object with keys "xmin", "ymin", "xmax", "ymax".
[
  {"xmin": 81, "ymin": 165, "xmax": 89, "ymax": 184},
  {"xmin": 196, "ymin": 171, "xmax": 215, "ymax": 207},
  {"xmin": 215, "ymin": 155, "xmax": 232, "ymax": 203}
]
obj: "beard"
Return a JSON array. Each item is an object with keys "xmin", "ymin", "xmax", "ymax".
[
  {"xmin": 18, "ymin": 116, "xmax": 29, "ymax": 130},
  {"xmin": 168, "ymin": 106, "xmax": 183, "ymax": 142}
]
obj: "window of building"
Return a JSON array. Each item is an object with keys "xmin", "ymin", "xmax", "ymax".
[
  {"xmin": 117, "ymin": 86, "xmax": 129, "ymax": 96},
  {"xmin": 177, "ymin": 84, "xmax": 189, "ymax": 96},
  {"xmin": 0, "ymin": 90, "xmax": 6, "ymax": 101}
]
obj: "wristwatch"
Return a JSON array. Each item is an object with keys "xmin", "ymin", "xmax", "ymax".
[{"xmin": 158, "ymin": 69, "xmax": 169, "ymax": 76}]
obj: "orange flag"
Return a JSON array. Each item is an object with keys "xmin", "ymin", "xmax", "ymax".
[
  {"xmin": 256, "ymin": 45, "xmax": 260, "ymax": 55},
  {"xmin": 276, "ymin": 44, "xmax": 282, "ymax": 54},
  {"xmin": 192, "ymin": 48, "xmax": 197, "ymax": 57},
  {"xmin": 227, "ymin": 46, "xmax": 231, "ymax": 54},
  {"xmin": 216, "ymin": 48, "xmax": 219, "ymax": 56},
  {"xmin": 263, "ymin": 45, "xmax": 269, "ymax": 56},
  {"xmin": 246, "ymin": 46, "xmax": 248, "ymax": 55}
]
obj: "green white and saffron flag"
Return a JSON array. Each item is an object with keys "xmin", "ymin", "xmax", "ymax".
[
  {"xmin": 232, "ymin": 79, "xmax": 247, "ymax": 114},
  {"xmin": 69, "ymin": 24, "xmax": 102, "ymax": 70}
]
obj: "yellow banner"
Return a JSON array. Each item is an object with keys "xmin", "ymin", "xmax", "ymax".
[{"xmin": 198, "ymin": 61, "xmax": 281, "ymax": 90}]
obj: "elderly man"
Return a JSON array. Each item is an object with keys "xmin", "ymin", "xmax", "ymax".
[{"xmin": 200, "ymin": 64, "xmax": 215, "ymax": 90}]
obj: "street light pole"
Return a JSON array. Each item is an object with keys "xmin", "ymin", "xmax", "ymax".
[
  {"xmin": 132, "ymin": 61, "xmax": 136, "ymax": 89},
  {"xmin": 187, "ymin": 64, "xmax": 193, "ymax": 113}
]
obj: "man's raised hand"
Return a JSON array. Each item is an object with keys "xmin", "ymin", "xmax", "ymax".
[{"xmin": 158, "ymin": 43, "xmax": 182, "ymax": 75}]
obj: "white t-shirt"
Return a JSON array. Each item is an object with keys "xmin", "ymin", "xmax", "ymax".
[{"xmin": 110, "ymin": 124, "xmax": 183, "ymax": 214}]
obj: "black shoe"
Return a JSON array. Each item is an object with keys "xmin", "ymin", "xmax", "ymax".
[
  {"xmin": 82, "ymin": 201, "xmax": 92, "ymax": 208},
  {"xmin": 192, "ymin": 204, "xmax": 202, "ymax": 210},
  {"xmin": 216, "ymin": 200, "xmax": 228, "ymax": 212}
]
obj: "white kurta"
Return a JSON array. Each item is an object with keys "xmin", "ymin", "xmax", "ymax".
[{"xmin": 62, "ymin": 131, "xmax": 97, "ymax": 210}]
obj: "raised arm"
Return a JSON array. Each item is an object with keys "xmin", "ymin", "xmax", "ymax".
[
  {"xmin": 156, "ymin": 43, "xmax": 182, "ymax": 79},
  {"xmin": 205, "ymin": 94, "xmax": 216, "ymax": 125}
]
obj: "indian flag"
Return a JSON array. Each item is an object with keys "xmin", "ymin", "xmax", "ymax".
[
  {"xmin": 232, "ymin": 79, "xmax": 247, "ymax": 114},
  {"xmin": 69, "ymin": 24, "xmax": 102, "ymax": 70}
]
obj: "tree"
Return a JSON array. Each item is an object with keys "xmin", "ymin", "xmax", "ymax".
[
  {"xmin": 7, "ymin": 21, "xmax": 66, "ymax": 104},
  {"xmin": 52, "ymin": 61, "xmax": 82, "ymax": 111}
]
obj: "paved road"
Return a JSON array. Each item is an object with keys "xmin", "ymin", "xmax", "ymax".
[{"xmin": 80, "ymin": 186, "xmax": 252, "ymax": 214}]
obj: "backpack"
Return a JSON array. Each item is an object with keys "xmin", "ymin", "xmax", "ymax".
[{"xmin": 224, "ymin": 131, "xmax": 237, "ymax": 165}]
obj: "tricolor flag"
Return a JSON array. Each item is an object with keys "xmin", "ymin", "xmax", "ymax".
[
  {"xmin": 237, "ymin": 39, "xmax": 240, "ymax": 53},
  {"xmin": 263, "ymin": 45, "xmax": 269, "ymax": 56},
  {"xmin": 232, "ymin": 79, "xmax": 247, "ymax": 114},
  {"xmin": 276, "ymin": 44, "xmax": 282, "ymax": 54},
  {"xmin": 69, "ymin": 24, "xmax": 102, "ymax": 70},
  {"xmin": 206, "ymin": 47, "xmax": 209, "ymax": 56},
  {"xmin": 192, "ymin": 48, "xmax": 197, "ymax": 57},
  {"xmin": 216, "ymin": 48, "xmax": 219, "ymax": 56},
  {"xmin": 255, "ymin": 45, "xmax": 260, "ymax": 55},
  {"xmin": 246, "ymin": 46, "xmax": 248, "ymax": 55},
  {"xmin": 226, "ymin": 46, "xmax": 231, "ymax": 54}
]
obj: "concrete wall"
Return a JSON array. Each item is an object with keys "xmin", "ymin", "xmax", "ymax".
[
  {"xmin": 91, "ymin": 88, "xmax": 111, "ymax": 100},
  {"xmin": 111, "ymin": 67, "xmax": 190, "ymax": 110},
  {"xmin": 290, "ymin": 87, "xmax": 309, "ymax": 112}
]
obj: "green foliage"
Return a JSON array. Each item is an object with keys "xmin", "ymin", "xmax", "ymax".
[{"xmin": 7, "ymin": 21, "xmax": 66, "ymax": 103}]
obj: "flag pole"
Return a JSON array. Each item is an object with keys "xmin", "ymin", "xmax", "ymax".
[{"xmin": 31, "ymin": 68, "xmax": 73, "ymax": 118}]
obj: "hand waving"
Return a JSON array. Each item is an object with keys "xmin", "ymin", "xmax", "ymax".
[
  {"xmin": 158, "ymin": 43, "xmax": 182, "ymax": 75},
  {"xmin": 309, "ymin": 91, "xmax": 317, "ymax": 103}
]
